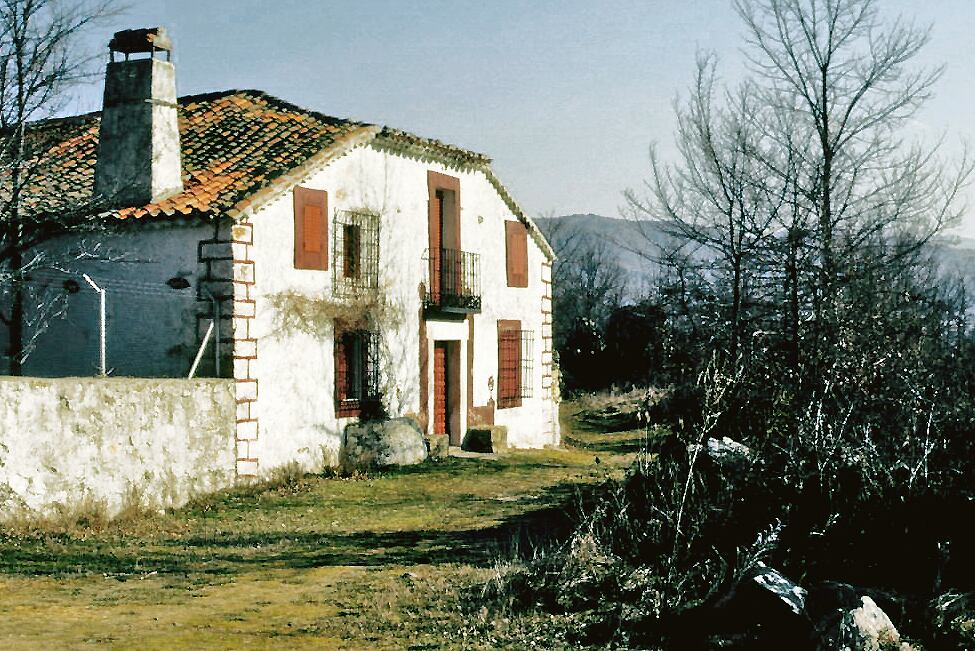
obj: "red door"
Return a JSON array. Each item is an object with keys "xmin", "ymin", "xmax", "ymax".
[{"xmin": 433, "ymin": 343, "xmax": 448, "ymax": 436}]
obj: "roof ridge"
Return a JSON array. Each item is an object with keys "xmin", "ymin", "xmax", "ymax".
[
  {"xmin": 23, "ymin": 88, "xmax": 367, "ymax": 131},
  {"xmin": 374, "ymin": 126, "xmax": 491, "ymax": 165},
  {"xmin": 26, "ymin": 89, "xmax": 482, "ymax": 165},
  {"xmin": 218, "ymin": 89, "xmax": 366, "ymax": 129}
]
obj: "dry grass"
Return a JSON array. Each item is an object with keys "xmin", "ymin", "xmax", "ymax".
[
  {"xmin": 0, "ymin": 485, "xmax": 164, "ymax": 537},
  {"xmin": 571, "ymin": 387, "xmax": 649, "ymax": 412},
  {"xmin": 0, "ymin": 410, "xmax": 633, "ymax": 648}
]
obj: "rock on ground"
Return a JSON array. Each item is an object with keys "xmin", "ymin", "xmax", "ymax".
[
  {"xmin": 817, "ymin": 595, "xmax": 908, "ymax": 651},
  {"xmin": 342, "ymin": 417, "xmax": 427, "ymax": 471}
]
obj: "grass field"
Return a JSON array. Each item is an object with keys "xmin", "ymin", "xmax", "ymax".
[{"xmin": 0, "ymin": 402, "xmax": 644, "ymax": 649}]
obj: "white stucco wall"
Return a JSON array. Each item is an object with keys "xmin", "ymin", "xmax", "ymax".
[
  {"xmin": 11, "ymin": 223, "xmax": 215, "ymax": 378},
  {"xmin": 242, "ymin": 143, "xmax": 558, "ymax": 471},
  {"xmin": 3, "ymin": 139, "xmax": 559, "ymax": 486},
  {"xmin": 0, "ymin": 376, "xmax": 236, "ymax": 517}
]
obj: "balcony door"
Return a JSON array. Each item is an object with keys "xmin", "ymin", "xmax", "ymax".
[{"xmin": 428, "ymin": 172, "xmax": 461, "ymax": 306}]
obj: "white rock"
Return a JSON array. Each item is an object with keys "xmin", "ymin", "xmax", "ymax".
[{"xmin": 821, "ymin": 595, "xmax": 902, "ymax": 651}]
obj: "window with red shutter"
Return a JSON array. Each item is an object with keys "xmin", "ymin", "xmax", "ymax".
[
  {"xmin": 505, "ymin": 220, "xmax": 528, "ymax": 288},
  {"xmin": 426, "ymin": 172, "xmax": 461, "ymax": 307},
  {"xmin": 498, "ymin": 320, "xmax": 523, "ymax": 408},
  {"xmin": 294, "ymin": 186, "xmax": 328, "ymax": 270},
  {"xmin": 334, "ymin": 323, "xmax": 380, "ymax": 418}
]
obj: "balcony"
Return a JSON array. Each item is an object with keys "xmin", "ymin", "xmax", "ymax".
[{"xmin": 423, "ymin": 248, "xmax": 481, "ymax": 316}]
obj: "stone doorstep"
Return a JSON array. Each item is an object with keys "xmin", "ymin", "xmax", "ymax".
[
  {"xmin": 448, "ymin": 446, "xmax": 498, "ymax": 461},
  {"xmin": 461, "ymin": 425, "xmax": 508, "ymax": 454},
  {"xmin": 424, "ymin": 433, "xmax": 449, "ymax": 459}
]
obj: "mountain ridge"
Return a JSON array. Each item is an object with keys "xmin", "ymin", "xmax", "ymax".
[{"xmin": 537, "ymin": 213, "xmax": 975, "ymax": 297}]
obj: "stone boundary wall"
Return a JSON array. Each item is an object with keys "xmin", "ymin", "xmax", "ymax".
[{"xmin": 0, "ymin": 376, "xmax": 236, "ymax": 518}]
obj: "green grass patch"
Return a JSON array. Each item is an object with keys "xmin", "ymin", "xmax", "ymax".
[{"xmin": 0, "ymin": 405, "xmax": 639, "ymax": 648}]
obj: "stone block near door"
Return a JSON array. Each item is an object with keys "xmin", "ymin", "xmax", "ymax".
[
  {"xmin": 425, "ymin": 433, "xmax": 449, "ymax": 459},
  {"xmin": 342, "ymin": 417, "xmax": 428, "ymax": 471},
  {"xmin": 462, "ymin": 425, "xmax": 508, "ymax": 453}
]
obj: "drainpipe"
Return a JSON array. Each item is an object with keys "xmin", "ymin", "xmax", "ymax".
[
  {"xmin": 82, "ymin": 274, "xmax": 106, "ymax": 376},
  {"xmin": 203, "ymin": 285, "xmax": 221, "ymax": 376}
]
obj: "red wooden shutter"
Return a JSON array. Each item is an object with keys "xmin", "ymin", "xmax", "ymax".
[
  {"xmin": 335, "ymin": 330, "xmax": 348, "ymax": 403},
  {"xmin": 303, "ymin": 205, "xmax": 323, "ymax": 252},
  {"xmin": 505, "ymin": 220, "xmax": 528, "ymax": 288},
  {"xmin": 497, "ymin": 319, "xmax": 522, "ymax": 408},
  {"xmin": 294, "ymin": 186, "xmax": 328, "ymax": 270},
  {"xmin": 429, "ymin": 189, "xmax": 443, "ymax": 303},
  {"xmin": 428, "ymin": 171, "xmax": 461, "ymax": 250},
  {"xmin": 427, "ymin": 172, "xmax": 461, "ymax": 304}
]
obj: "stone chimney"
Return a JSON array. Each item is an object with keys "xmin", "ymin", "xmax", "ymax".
[{"xmin": 94, "ymin": 27, "xmax": 183, "ymax": 207}]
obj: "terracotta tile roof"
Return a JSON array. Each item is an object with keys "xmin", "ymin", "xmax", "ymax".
[
  {"xmin": 13, "ymin": 88, "xmax": 555, "ymax": 259},
  {"xmin": 17, "ymin": 90, "xmax": 478, "ymax": 221}
]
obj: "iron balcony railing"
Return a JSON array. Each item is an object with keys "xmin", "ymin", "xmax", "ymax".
[{"xmin": 423, "ymin": 247, "xmax": 482, "ymax": 314}]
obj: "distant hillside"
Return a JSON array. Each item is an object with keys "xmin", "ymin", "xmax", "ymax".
[
  {"xmin": 535, "ymin": 214, "xmax": 672, "ymax": 298},
  {"xmin": 538, "ymin": 213, "xmax": 975, "ymax": 297}
]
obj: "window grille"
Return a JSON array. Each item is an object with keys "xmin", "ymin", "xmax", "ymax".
[
  {"xmin": 334, "ymin": 326, "xmax": 380, "ymax": 417},
  {"xmin": 498, "ymin": 328, "xmax": 534, "ymax": 408},
  {"xmin": 333, "ymin": 210, "xmax": 379, "ymax": 297}
]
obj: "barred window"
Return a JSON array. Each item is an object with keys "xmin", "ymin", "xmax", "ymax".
[
  {"xmin": 333, "ymin": 210, "xmax": 379, "ymax": 296},
  {"xmin": 498, "ymin": 320, "xmax": 534, "ymax": 409},
  {"xmin": 334, "ymin": 325, "xmax": 380, "ymax": 417}
]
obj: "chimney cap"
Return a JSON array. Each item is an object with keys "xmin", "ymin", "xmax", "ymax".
[{"xmin": 108, "ymin": 27, "xmax": 172, "ymax": 54}]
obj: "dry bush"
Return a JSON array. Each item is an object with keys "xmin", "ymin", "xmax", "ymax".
[{"xmin": 266, "ymin": 287, "xmax": 403, "ymax": 336}]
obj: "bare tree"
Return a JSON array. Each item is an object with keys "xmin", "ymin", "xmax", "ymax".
[
  {"xmin": 626, "ymin": 55, "xmax": 781, "ymax": 362},
  {"xmin": 735, "ymin": 0, "xmax": 972, "ymax": 358},
  {"xmin": 630, "ymin": 0, "xmax": 971, "ymax": 369},
  {"xmin": 538, "ymin": 216, "xmax": 628, "ymax": 340},
  {"xmin": 538, "ymin": 216, "xmax": 629, "ymax": 390},
  {"xmin": 0, "ymin": 0, "xmax": 116, "ymax": 374}
]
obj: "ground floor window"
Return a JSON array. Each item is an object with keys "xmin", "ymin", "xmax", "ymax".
[
  {"xmin": 334, "ymin": 325, "xmax": 380, "ymax": 417},
  {"xmin": 498, "ymin": 320, "xmax": 534, "ymax": 409}
]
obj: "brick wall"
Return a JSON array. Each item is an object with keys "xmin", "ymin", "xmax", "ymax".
[
  {"xmin": 541, "ymin": 260, "xmax": 554, "ymax": 396},
  {"xmin": 198, "ymin": 219, "xmax": 260, "ymax": 479}
]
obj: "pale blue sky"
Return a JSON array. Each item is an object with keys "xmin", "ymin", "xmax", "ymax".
[{"xmin": 69, "ymin": 1, "xmax": 975, "ymax": 232}]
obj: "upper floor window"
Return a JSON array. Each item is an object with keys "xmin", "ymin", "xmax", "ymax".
[
  {"xmin": 294, "ymin": 186, "xmax": 328, "ymax": 270},
  {"xmin": 505, "ymin": 220, "xmax": 528, "ymax": 287},
  {"xmin": 333, "ymin": 210, "xmax": 380, "ymax": 296},
  {"xmin": 427, "ymin": 171, "xmax": 461, "ymax": 255}
]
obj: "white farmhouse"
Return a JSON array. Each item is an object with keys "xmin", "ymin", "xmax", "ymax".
[{"xmin": 11, "ymin": 27, "xmax": 559, "ymax": 477}]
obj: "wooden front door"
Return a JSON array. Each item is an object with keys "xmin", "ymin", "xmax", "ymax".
[{"xmin": 433, "ymin": 342, "xmax": 448, "ymax": 436}]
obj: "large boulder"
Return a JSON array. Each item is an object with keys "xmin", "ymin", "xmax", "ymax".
[{"xmin": 342, "ymin": 417, "xmax": 427, "ymax": 471}]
